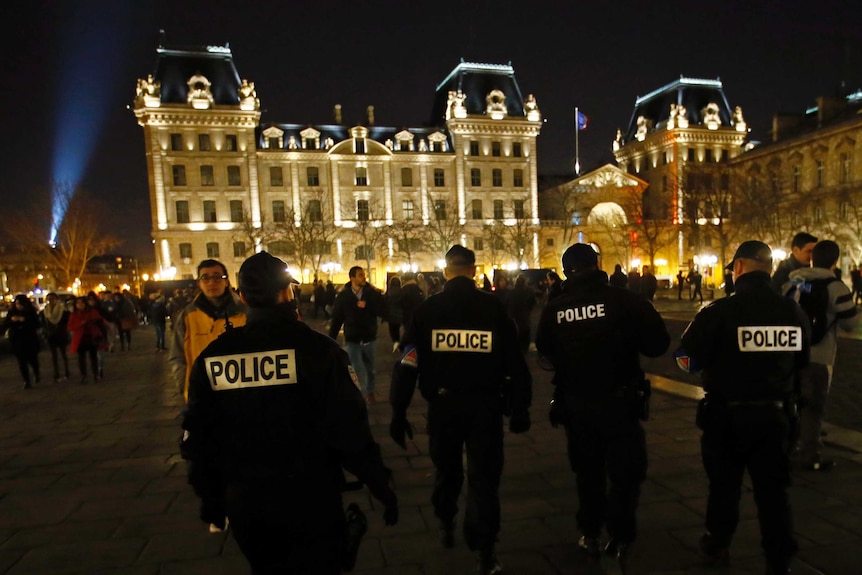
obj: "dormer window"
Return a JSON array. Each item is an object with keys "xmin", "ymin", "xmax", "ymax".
[
  {"xmin": 300, "ymin": 127, "xmax": 321, "ymax": 150},
  {"xmin": 355, "ymin": 167, "xmax": 368, "ymax": 186},
  {"xmin": 355, "ymin": 139, "xmax": 365, "ymax": 154},
  {"xmin": 262, "ymin": 126, "xmax": 284, "ymax": 150},
  {"xmin": 428, "ymin": 131, "xmax": 448, "ymax": 153},
  {"xmin": 395, "ymin": 130, "xmax": 414, "ymax": 152}
]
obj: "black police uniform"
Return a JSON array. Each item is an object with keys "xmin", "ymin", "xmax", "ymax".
[
  {"xmin": 535, "ymin": 268, "xmax": 670, "ymax": 549},
  {"xmin": 182, "ymin": 302, "xmax": 396, "ymax": 574},
  {"xmin": 391, "ymin": 274, "xmax": 532, "ymax": 554},
  {"xmin": 679, "ymin": 269, "xmax": 810, "ymax": 572}
]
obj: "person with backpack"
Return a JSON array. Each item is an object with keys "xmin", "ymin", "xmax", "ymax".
[{"xmin": 782, "ymin": 240, "xmax": 858, "ymax": 471}]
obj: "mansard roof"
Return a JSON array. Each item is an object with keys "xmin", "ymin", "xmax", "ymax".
[
  {"xmin": 430, "ymin": 61, "xmax": 527, "ymax": 123},
  {"xmin": 624, "ymin": 76, "xmax": 734, "ymax": 141},
  {"xmin": 151, "ymin": 44, "xmax": 242, "ymax": 106},
  {"xmin": 256, "ymin": 123, "xmax": 454, "ymax": 151}
]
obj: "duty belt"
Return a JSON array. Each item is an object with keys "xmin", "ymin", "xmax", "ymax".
[{"xmin": 726, "ymin": 400, "xmax": 784, "ymax": 409}]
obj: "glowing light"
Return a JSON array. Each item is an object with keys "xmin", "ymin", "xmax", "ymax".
[
  {"xmin": 772, "ymin": 249, "xmax": 787, "ymax": 261},
  {"xmin": 142, "ymin": 274, "xmax": 149, "ymax": 281},
  {"xmin": 631, "ymin": 258, "xmax": 641, "ymax": 269},
  {"xmin": 437, "ymin": 259, "xmax": 446, "ymax": 269},
  {"xmin": 655, "ymin": 259, "xmax": 668, "ymax": 266}
]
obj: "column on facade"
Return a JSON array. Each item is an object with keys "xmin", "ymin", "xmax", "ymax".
[
  {"xmin": 382, "ymin": 159, "xmax": 393, "ymax": 224},
  {"xmin": 420, "ymin": 162, "xmax": 429, "ymax": 224},
  {"xmin": 290, "ymin": 161, "xmax": 301, "ymax": 225},
  {"xmin": 247, "ymin": 148, "xmax": 261, "ymax": 227},
  {"xmin": 151, "ymin": 131, "xmax": 168, "ymax": 231},
  {"xmin": 455, "ymin": 136, "xmax": 466, "ymax": 224},
  {"xmin": 528, "ymin": 138, "xmax": 540, "ymax": 225},
  {"xmin": 330, "ymin": 161, "xmax": 342, "ymax": 226}
]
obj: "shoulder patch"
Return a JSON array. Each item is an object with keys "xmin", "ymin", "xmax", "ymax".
[{"xmin": 400, "ymin": 346, "xmax": 418, "ymax": 368}]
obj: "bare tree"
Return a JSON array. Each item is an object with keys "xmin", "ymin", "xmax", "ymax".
[
  {"xmin": 232, "ymin": 210, "xmax": 278, "ymax": 257},
  {"xmin": 424, "ymin": 193, "xmax": 464, "ymax": 261},
  {"xmin": 274, "ymin": 189, "xmax": 339, "ymax": 280},
  {"xmin": 542, "ymin": 180, "xmax": 592, "ymax": 247},
  {"xmin": 498, "ymin": 199, "xmax": 540, "ymax": 266},
  {"xmin": 2, "ymin": 183, "xmax": 119, "ymax": 289},
  {"xmin": 387, "ymin": 219, "xmax": 425, "ymax": 267},
  {"xmin": 481, "ymin": 221, "xmax": 509, "ymax": 268},
  {"xmin": 732, "ymin": 169, "xmax": 796, "ymax": 249},
  {"xmin": 621, "ymin": 185, "xmax": 676, "ymax": 269},
  {"xmin": 683, "ymin": 166, "xmax": 743, "ymax": 270}
]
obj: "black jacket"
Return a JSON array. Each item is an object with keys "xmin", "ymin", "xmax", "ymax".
[
  {"xmin": 328, "ymin": 283, "xmax": 385, "ymax": 343},
  {"xmin": 680, "ymin": 271, "xmax": 810, "ymax": 400},
  {"xmin": 392, "ymin": 276, "xmax": 531, "ymax": 416},
  {"xmin": 535, "ymin": 270, "xmax": 670, "ymax": 397},
  {"xmin": 182, "ymin": 304, "xmax": 393, "ymax": 531}
]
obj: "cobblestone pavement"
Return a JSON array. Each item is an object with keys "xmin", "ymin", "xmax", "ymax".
[{"xmin": 0, "ymin": 315, "xmax": 859, "ymax": 574}]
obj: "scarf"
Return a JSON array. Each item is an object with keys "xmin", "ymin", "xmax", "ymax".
[{"xmin": 43, "ymin": 301, "xmax": 65, "ymax": 325}]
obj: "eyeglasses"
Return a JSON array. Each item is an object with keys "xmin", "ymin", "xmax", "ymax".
[{"xmin": 198, "ymin": 274, "xmax": 228, "ymax": 282}]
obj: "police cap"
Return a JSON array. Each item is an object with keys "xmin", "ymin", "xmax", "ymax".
[
  {"xmin": 445, "ymin": 244, "xmax": 475, "ymax": 267},
  {"xmin": 238, "ymin": 251, "xmax": 298, "ymax": 306},
  {"xmin": 727, "ymin": 240, "xmax": 773, "ymax": 269},
  {"xmin": 562, "ymin": 243, "xmax": 598, "ymax": 276}
]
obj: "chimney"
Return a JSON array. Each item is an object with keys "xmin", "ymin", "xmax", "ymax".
[
  {"xmin": 367, "ymin": 105, "xmax": 375, "ymax": 126},
  {"xmin": 771, "ymin": 113, "xmax": 804, "ymax": 143},
  {"xmin": 333, "ymin": 104, "xmax": 342, "ymax": 124},
  {"xmin": 816, "ymin": 96, "xmax": 845, "ymax": 127}
]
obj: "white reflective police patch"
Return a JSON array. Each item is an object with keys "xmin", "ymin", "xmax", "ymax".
[
  {"xmin": 205, "ymin": 349, "xmax": 298, "ymax": 390},
  {"xmin": 556, "ymin": 303, "xmax": 606, "ymax": 324},
  {"xmin": 431, "ymin": 329, "xmax": 493, "ymax": 353},
  {"xmin": 737, "ymin": 326, "xmax": 803, "ymax": 352}
]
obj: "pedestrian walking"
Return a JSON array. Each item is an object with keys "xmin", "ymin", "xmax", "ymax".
[
  {"xmin": 384, "ymin": 275, "xmax": 404, "ymax": 352},
  {"xmin": 688, "ymin": 269, "xmax": 704, "ymax": 302},
  {"xmin": 181, "ymin": 251, "xmax": 398, "ymax": 574},
  {"xmin": 114, "ymin": 292, "xmax": 138, "ymax": 351},
  {"xmin": 2, "ymin": 294, "xmax": 42, "ymax": 389},
  {"xmin": 399, "ymin": 272, "xmax": 425, "ymax": 331},
  {"xmin": 148, "ymin": 290, "xmax": 168, "ymax": 351},
  {"xmin": 508, "ymin": 274, "xmax": 536, "ymax": 354},
  {"xmin": 328, "ymin": 266, "xmax": 386, "ymax": 404},
  {"xmin": 641, "ymin": 265, "xmax": 657, "ymax": 301},
  {"xmin": 676, "ymin": 270, "xmax": 686, "ymax": 299},
  {"xmin": 41, "ymin": 292, "xmax": 71, "ymax": 381},
  {"xmin": 169, "ymin": 259, "xmax": 248, "ymax": 402},
  {"xmin": 771, "ymin": 232, "xmax": 817, "ymax": 292},
  {"xmin": 609, "ymin": 264, "xmax": 628, "ymax": 289},
  {"xmin": 68, "ymin": 296, "xmax": 107, "ymax": 384},
  {"xmin": 535, "ymin": 243, "xmax": 670, "ymax": 571},
  {"xmin": 676, "ymin": 240, "xmax": 810, "ymax": 574},
  {"xmin": 851, "ymin": 263, "xmax": 862, "ymax": 305},
  {"xmin": 782, "ymin": 240, "xmax": 858, "ymax": 470},
  {"xmin": 389, "ymin": 245, "xmax": 532, "ymax": 575}
]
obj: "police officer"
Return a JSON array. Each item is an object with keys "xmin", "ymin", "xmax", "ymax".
[
  {"xmin": 535, "ymin": 243, "xmax": 669, "ymax": 570},
  {"xmin": 181, "ymin": 251, "xmax": 398, "ymax": 574},
  {"xmin": 389, "ymin": 245, "xmax": 531, "ymax": 575},
  {"xmin": 676, "ymin": 240, "xmax": 810, "ymax": 575}
]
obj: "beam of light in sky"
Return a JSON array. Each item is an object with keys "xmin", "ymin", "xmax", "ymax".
[{"xmin": 50, "ymin": 3, "xmax": 132, "ymax": 244}]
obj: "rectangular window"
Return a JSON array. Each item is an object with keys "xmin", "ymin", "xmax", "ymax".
[
  {"xmin": 514, "ymin": 199, "xmax": 525, "ymax": 219},
  {"xmin": 198, "ymin": 134, "xmax": 211, "ymax": 151},
  {"xmin": 172, "ymin": 165, "xmax": 186, "ymax": 186},
  {"xmin": 513, "ymin": 169, "xmax": 524, "ymax": 187},
  {"xmin": 179, "ymin": 243, "xmax": 192, "ymax": 259},
  {"xmin": 840, "ymin": 153, "xmax": 851, "ymax": 184},
  {"xmin": 474, "ymin": 238, "xmax": 484, "ymax": 251},
  {"xmin": 233, "ymin": 242, "xmax": 246, "ymax": 258},
  {"xmin": 206, "ymin": 242, "xmax": 220, "ymax": 258},
  {"xmin": 401, "ymin": 167, "xmax": 413, "ymax": 187},
  {"xmin": 304, "ymin": 138, "xmax": 315, "ymax": 150},
  {"xmin": 434, "ymin": 168, "xmax": 445, "ymax": 187},
  {"xmin": 355, "ymin": 139, "xmax": 365, "ymax": 154},
  {"xmin": 225, "ymin": 134, "xmax": 237, "ymax": 152},
  {"xmin": 793, "ymin": 166, "xmax": 800, "ymax": 193},
  {"xmin": 512, "ymin": 142, "xmax": 522, "ymax": 157},
  {"xmin": 203, "ymin": 200, "xmax": 217, "ymax": 223},
  {"xmin": 492, "ymin": 142, "xmax": 501, "ymax": 157},
  {"xmin": 471, "ymin": 168, "xmax": 481, "ymax": 187},
  {"xmin": 493, "ymin": 200, "xmax": 504, "ymax": 220},
  {"xmin": 402, "ymin": 199, "xmax": 414, "ymax": 220},
  {"xmin": 175, "ymin": 200, "xmax": 190, "ymax": 223},
  {"xmin": 399, "ymin": 139, "xmax": 411, "ymax": 151},
  {"xmin": 816, "ymin": 159, "xmax": 824, "ymax": 187},
  {"xmin": 492, "ymin": 169, "xmax": 503, "ymax": 187},
  {"xmin": 687, "ymin": 148, "xmax": 695, "ymax": 162},
  {"xmin": 308, "ymin": 200, "xmax": 322, "ymax": 222},
  {"xmin": 434, "ymin": 200, "xmax": 447, "ymax": 221},
  {"xmin": 200, "ymin": 165, "xmax": 215, "ymax": 186},
  {"xmin": 705, "ymin": 149, "xmax": 713, "ymax": 162},
  {"xmin": 269, "ymin": 241, "xmax": 295, "ymax": 256},
  {"xmin": 268, "ymin": 136, "xmax": 280, "ymax": 149},
  {"xmin": 307, "ymin": 166, "xmax": 319, "ymax": 186},
  {"xmin": 170, "ymin": 133, "xmax": 183, "ymax": 151},
  {"xmin": 272, "ymin": 200, "xmax": 286, "ymax": 223},
  {"xmin": 355, "ymin": 245, "xmax": 374, "ymax": 260},
  {"xmin": 227, "ymin": 166, "xmax": 241, "ymax": 186},
  {"xmin": 840, "ymin": 201, "xmax": 849, "ymax": 220},
  {"xmin": 356, "ymin": 199, "xmax": 370, "ymax": 221},
  {"xmin": 470, "ymin": 141, "xmax": 480, "ymax": 156},
  {"xmin": 355, "ymin": 167, "xmax": 368, "ymax": 186},
  {"xmin": 546, "ymin": 238, "xmax": 555, "ymax": 247},
  {"xmin": 270, "ymin": 166, "xmax": 284, "ymax": 186},
  {"xmin": 230, "ymin": 200, "xmax": 244, "ymax": 222},
  {"xmin": 471, "ymin": 199, "xmax": 483, "ymax": 219}
]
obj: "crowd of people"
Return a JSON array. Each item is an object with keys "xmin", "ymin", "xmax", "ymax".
[{"xmin": 3, "ymin": 231, "xmax": 859, "ymax": 575}]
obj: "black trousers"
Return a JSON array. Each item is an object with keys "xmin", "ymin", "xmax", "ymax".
[
  {"xmin": 14, "ymin": 348, "xmax": 40, "ymax": 384},
  {"xmin": 700, "ymin": 402, "xmax": 797, "ymax": 567},
  {"xmin": 562, "ymin": 393, "xmax": 647, "ymax": 544},
  {"xmin": 427, "ymin": 392, "xmax": 504, "ymax": 552}
]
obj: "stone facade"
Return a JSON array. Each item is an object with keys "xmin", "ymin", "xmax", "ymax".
[{"xmin": 133, "ymin": 46, "xmax": 541, "ymax": 286}]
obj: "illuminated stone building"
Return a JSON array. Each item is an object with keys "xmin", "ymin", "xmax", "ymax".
[
  {"xmin": 728, "ymin": 92, "xmax": 862, "ymax": 267},
  {"xmin": 133, "ymin": 43, "xmax": 542, "ymax": 286},
  {"xmin": 611, "ymin": 77, "xmax": 750, "ymax": 284}
]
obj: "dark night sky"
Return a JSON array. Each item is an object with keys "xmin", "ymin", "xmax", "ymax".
[{"xmin": 2, "ymin": 0, "xmax": 861, "ymax": 263}]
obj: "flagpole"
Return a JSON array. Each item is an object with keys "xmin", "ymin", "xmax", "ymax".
[{"xmin": 574, "ymin": 106, "xmax": 581, "ymax": 176}]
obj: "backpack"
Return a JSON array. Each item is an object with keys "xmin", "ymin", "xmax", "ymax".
[{"xmin": 786, "ymin": 276, "xmax": 839, "ymax": 345}]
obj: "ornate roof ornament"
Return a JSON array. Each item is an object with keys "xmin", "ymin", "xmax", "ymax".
[
  {"xmin": 612, "ymin": 129, "xmax": 624, "ymax": 151},
  {"xmin": 732, "ymin": 106, "xmax": 747, "ymax": 132},
  {"xmin": 486, "ymin": 89, "xmax": 507, "ymax": 119},
  {"xmin": 135, "ymin": 74, "xmax": 161, "ymax": 108},
  {"xmin": 446, "ymin": 90, "xmax": 468, "ymax": 120},
  {"xmin": 239, "ymin": 79, "xmax": 259, "ymax": 111},
  {"xmin": 187, "ymin": 74, "xmax": 214, "ymax": 109},
  {"xmin": 525, "ymin": 94, "xmax": 541, "ymax": 121},
  {"xmin": 702, "ymin": 102, "xmax": 721, "ymax": 130}
]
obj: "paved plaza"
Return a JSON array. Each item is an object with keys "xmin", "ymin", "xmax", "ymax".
[{"xmin": 0, "ymin": 303, "xmax": 860, "ymax": 574}]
